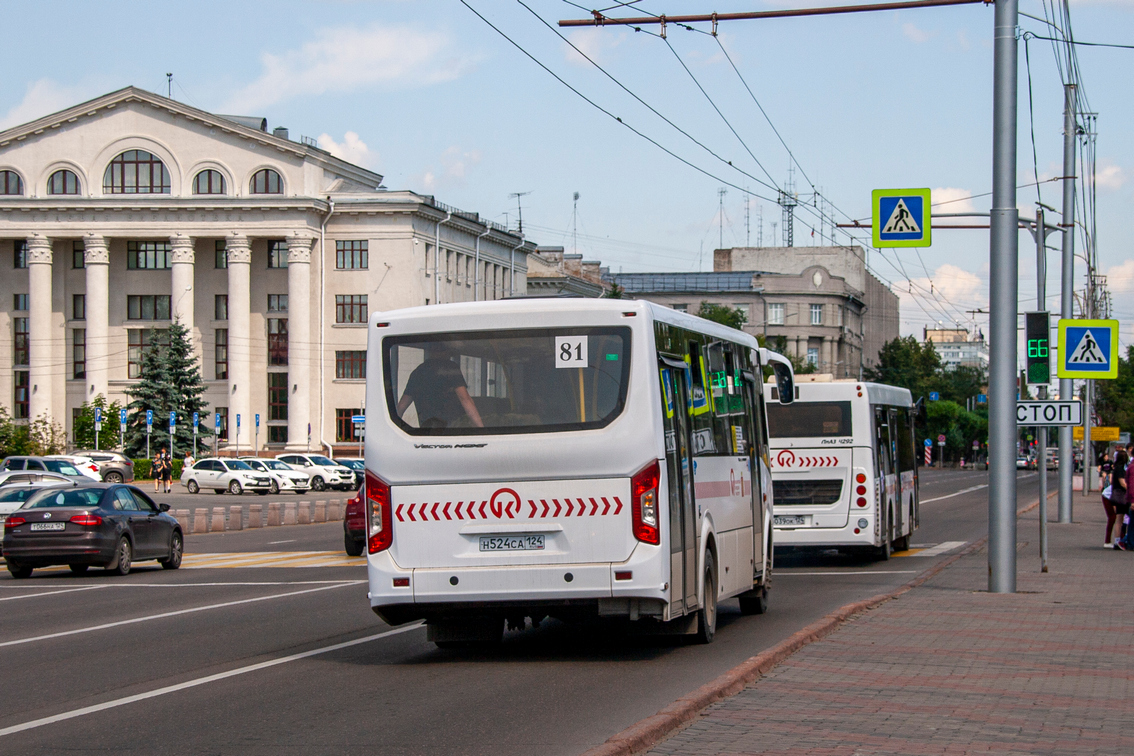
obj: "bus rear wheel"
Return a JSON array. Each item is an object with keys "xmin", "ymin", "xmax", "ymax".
[{"xmin": 695, "ymin": 562, "xmax": 717, "ymax": 644}]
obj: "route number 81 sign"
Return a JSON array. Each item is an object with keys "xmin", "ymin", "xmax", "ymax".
[{"xmin": 555, "ymin": 336, "xmax": 588, "ymax": 368}]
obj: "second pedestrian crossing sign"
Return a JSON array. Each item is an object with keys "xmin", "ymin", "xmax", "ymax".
[
  {"xmin": 1057, "ymin": 318, "xmax": 1119, "ymax": 379},
  {"xmin": 872, "ymin": 188, "xmax": 931, "ymax": 248}
]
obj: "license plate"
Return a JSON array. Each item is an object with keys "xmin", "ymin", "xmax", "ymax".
[
  {"xmin": 479, "ymin": 535, "xmax": 545, "ymax": 552},
  {"xmin": 773, "ymin": 515, "xmax": 807, "ymax": 527},
  {"xmin": 30, "ymin": 522, "xmax": 65, "ymax": 532}
]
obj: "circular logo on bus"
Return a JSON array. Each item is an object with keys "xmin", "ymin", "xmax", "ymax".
[
  {"xmin": 490, "ymin": 487, "xmax": 521, "ymax": 519},
  {"xmin": 775, "ymin": 450, "xmax": 795, "ymax": 468}
]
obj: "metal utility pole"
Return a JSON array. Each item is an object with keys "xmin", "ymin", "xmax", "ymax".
[
  {"xmin": 1034, "ymin": 206, "xmax": 1049, "ymax": 573},
  {"xmin": 572, "ymin": 192, "xmax": 580, "ymax": 254},
  {"xmin": 509, "ymin": 191, "xmax": 531, "ymax": 235},
  {"xmin": 1058, "ymin": 84, "xmax": 1077, "ymax": 523},
  {"xmin": 718, "ymin": 187, "xmax": 727, "ymax": 249},
  {"xmin": 988, "ymin": 0, "xmax": 1019, "ymax": 593}
]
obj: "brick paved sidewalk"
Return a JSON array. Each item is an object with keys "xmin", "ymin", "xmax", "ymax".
[{"xmin": 647, "ymin": 493, "xmax": 1134, "ymax": 756}]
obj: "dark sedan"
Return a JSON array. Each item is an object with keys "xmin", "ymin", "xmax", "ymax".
[{"xmin": 2, "ymin": 483, "xmax": 183, "ymax": 578}]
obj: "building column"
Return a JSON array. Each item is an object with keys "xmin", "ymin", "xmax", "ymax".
[
  {"xmin": 170, "ymin": 234, "xmax": 195, "ymax": 349},
  {"xmin": 84, "ymin": 235, "xmax": 110, "ymax": 401},
  {"xmin": 226, "ymin": 234, "xmax": 251, "ymax": 450},
  {"xmin": 822, "ymin": 338, "xmax": 832, "ymax": 374},
  {"xmin": 285, "ymin": 234, "xmax": 313, "ymax": 450},
  {"xmin": 26, "ymin": 235, "xmax": 53, "ymax": 422}
]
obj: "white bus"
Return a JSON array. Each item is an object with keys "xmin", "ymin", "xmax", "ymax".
[
  {"xmin": 363, "ymin": 298, "xmax": 795, "ymax": 645},
  {"xmin": 762, "ymin": 380, "xmax": 919, "ymax": 559}
]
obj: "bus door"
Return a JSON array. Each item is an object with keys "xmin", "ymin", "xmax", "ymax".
[
  {"xmin": 888, "ymin": 407, "xmax": 906, "ymax": 538},
  {"xmin": 660, "ymin": 362, "xmax": 698, "ymax": 615},
  {"xmin": 873, "ymin": 406, "xmax": 895, "ymax": 539},
  {"xmin": 739, "ymin": 369, "xmax": 765, "ymax": 571}
]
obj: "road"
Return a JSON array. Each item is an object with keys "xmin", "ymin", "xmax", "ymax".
[{"xmin": 0, "ymin": 469, "xmax": 1049, "ymax": 755}]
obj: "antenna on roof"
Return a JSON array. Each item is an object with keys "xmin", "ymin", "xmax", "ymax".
[{"xmin": 166, "ymin": 73, "xmax": 173, "ymax": 99}]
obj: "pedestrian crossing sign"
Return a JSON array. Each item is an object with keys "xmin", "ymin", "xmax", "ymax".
[
  {"xmin": 872, "ymin": 188, "xmax": 931, "ymax": 248},
  {"xmin": 1057, "ymin": 318, "xmax": 1119, "ymax": 379}
]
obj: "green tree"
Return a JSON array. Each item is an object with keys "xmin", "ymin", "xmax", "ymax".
[
  {"xmin": 1097, "ymin": 344, "xmax": 1134, "ymax": 431},
  {"xmin": 602, "ymin": 282, "xmax": 624, "ymax": 299},
  {"xmin": 864, "ymin": 335, "xmax": 943, "ymax": 402},
  {"xmin": 0, "ymin": 406, "xmax": 32, "ymax": 457},
  {"xmin": 28, "ymin": 414, "xmax": 65, "ymax": 455},
  {"xmin": 768, "ymin": 335, "xmax": 815, "ymax": 374},
  {"xmin": 695, "ymin": 302, "xmax": 748, "ymax": 331},
  {"xmin": 72, "ymin": 395, "xmax": 125, "ymax": 451},
  {"xmin": 164, "ymin": 318, "xmax": 212, "ymax": 455}
]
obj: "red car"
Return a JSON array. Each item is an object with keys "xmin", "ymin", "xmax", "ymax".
[{"xmin": 344, "ymin": 486, "xmax": 365, "ymax": 556}]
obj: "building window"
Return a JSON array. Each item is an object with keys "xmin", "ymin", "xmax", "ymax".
[
  {"xmin": 0, "ymin": 170, "xmax": 22, "ymax": 195},
  {"xmin": 268, "ymin": 240, "xmax": 287, "ymax": 269},
  {"xmin": 268, "ymin": 373, "xmax": 288, "ymax": 421},
  {"xmin": 336, "ymin": 351, "xmax": 366, "ymax": 379},
  {"xmin": 268, "ymin": 426, "xmax": 288, "ymax": 444},
  {"xmin": 336, "ymin": 240, "xmax": 368, "ymax": 270},
  {"xmin": 47, "ymin": 169, "xmax": 80, "ymax": 195},
  {"xmin": 215, "ymin": 407, "xmax": 228, "ymax": 441},
  {"xmin": 73, "ymin": 241, "xmax": 85, "ymax": 269},
  {"xmin": 250, "ymin": 168, "xmax": 283, "ymax": 195},
  {"xmin": 72, "ymin": 329, "xmax": 86, "ymax": 379},
  {"xmin": 103, "ymin": 150, "xmax": 170, "ymax": 194},
  {"xmin": 12, "ymin": 294, "xmax": 27, "ymax": 312},
  {"xmin": 734, "ymin": 303, "xmax": 750, "ymax": 321},
  {"xmin": 807, "ymin": 347, "xmax": 819, "ymax": 367},
  {"xmin": 215, "ymin": 240, "xmax": 227, "ymax": 269},
  {"xmin": 810, "ymin": 304, "xmax": 823, "ymax": 326},
  {"xmin": 335, "ymin": 295, "xmax": 367, "ymax": 324},
  {"xmin": 672, "ymin": 304, "xmax": 688, "ymax": 313},
  {"xmin": 72, "ymin": 294, "xmax": 85, "ymax": 320},
  {"xmin": 127, "ymin": 295, "xmax": 171, "ymax": 320},
  {"xmin": 127, "ymin": 329, "xmax": 169, "ymax": 379},
  {"xmin": 193, "ymin": 169, "xmax": 226, "ymax": 195},
  {"xmin": 268, "ymin": 318, "xmax": 288, "ymax": 366},
  {"xmin": 768, "ymin": 303, "xmax": 784, "ymax": 325},
  {"xmin": 14, "ymin": 241, "xmax": 26, "ymax": 269},
  {"xmin": 214, "ymin": 329, "xmax": 228, "ymax": 380},
  {"xmin": 127, "ymin": 241, "xmax": 172, "ymax": 269},
  {"xmin": 14, "ymin": 371, "xmax": 28, "ymax": 419},
  {"xmin": 214, "ymin": 295, "xmax": 228, "ymax": 321},
  {"xmin": 268, "ymin": 294, "xmax": 288, "ymax": 312},
  {"xmin": 336, "ymin": 408, "xmax": 362, "ymax": 442},
  {"xmin": 13, "ymin": 317, "xmax": 28, "ymax": 366}
]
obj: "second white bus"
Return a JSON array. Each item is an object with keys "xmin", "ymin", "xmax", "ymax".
[{"xmin": 763, "ymin": 380, "xmax": 919, "ymax": 558}]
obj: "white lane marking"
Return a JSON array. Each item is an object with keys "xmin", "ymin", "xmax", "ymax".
[
  {"xmin": 905, "ymin": 540, "xmax": 967, "ymax": 557},
  {"xmin": 778, "ymin": 570, "xmax": 918, "ymax": 575},
  {"xmin": 0, "ymin": 581, "xmax": 364, "ymax": 649},
  {"xmin": 267, "ymin": 540, "xmax": 297, "ymax": 545},
  {"xmin": 921, "ymin": 484, "xmax": 989, "ymax": 503},
  {"xmin": 0, "ymin": 623, "xmax": 422, "ymax": 739},
  {"xmin": 0, "ymin": 586, "xmax": 109, "ymax": 602}
]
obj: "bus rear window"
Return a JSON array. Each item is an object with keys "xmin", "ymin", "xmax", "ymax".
[
  {"xmin": 384, "ymin": 327, "xmax": 631, "ymax": 436},
  {"xmin": 766, "ymin": 401, "xmax": 853, "ymax": 438}
]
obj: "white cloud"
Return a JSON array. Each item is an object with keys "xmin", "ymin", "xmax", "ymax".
[
  {"xmin": 902, "ymin": 22, "xmax": 932, "ymax": 43},
  {"xmin": 317, "ymin": 131, "xmax": 376, "ymax": 169},
  {"xmin": 0, "ymin": 79, "xmax": 96, "ymax": 131},
  {"xmin": 224, "ymin": 24, "xmax": 471, "ymax": 111},
  {"xmin": 419, "ymin": 146, "xmax": 482, "ymax": 191},
  {"xmin": 564, "ymin": 28, "xmax": 627, "ymax": 67},
  {"xmin": 1096, "ymin": 161, "xmax": 1127, "ymax": 191},
  {"xmin": 1106, "ymin": 259, "xmax": 1134, "ymax": 294},
  {"xmin": 932, "ymin": 187, "xmax": 977, "ymax": 214},
  {"xmin": 894, "ymin": 264, "xmax": 986, "ymax": 335}
]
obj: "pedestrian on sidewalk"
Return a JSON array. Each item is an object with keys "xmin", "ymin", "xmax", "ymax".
[
  {"xmin": 1107, "ymin": 449, "xmax": 1129, "ymax": 549},
  {"xmin": 1120, "ymin": 448, "xmax": 1134, "ymax": 551}
]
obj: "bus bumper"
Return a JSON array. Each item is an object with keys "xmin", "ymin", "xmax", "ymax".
[{"xmin": 773, "ymin": 520, "xmax": 876, "ymax": 547}]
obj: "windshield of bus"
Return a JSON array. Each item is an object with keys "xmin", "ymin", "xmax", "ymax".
[
  {"xmin": 384, "ymin": 327, "xmax": 631, "ymax": 436},
  {"xmin": 766, "ymin": 400, "xmax": 853, "ymax": 438}
]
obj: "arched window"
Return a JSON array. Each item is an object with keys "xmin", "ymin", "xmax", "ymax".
[
  {"xmin": 250, "ymin": 168, "xmax": 282, "ymax": 195},
  {"xmin": 0, "ymin": 170, "xmax": 23, "ymax": 195},
  {"xmin": 47, "ymin": 169, "xmax": 80, "ymax": 195},
  {"xmin": 103, "ymin": 150, "xmax": 170, "ymax": 194},
  {"xmin": 193, "ymin": 169, "xmax": 226, "ymax": 195}
]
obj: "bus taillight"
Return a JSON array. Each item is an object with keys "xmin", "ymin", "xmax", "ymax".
[
  {"xmin": 366, "ymin": 470, "xmax": 393, "ymax": 554},
  {"xmin": 631, "ymin": 461, "xmax": 661, "ymax": 545}
]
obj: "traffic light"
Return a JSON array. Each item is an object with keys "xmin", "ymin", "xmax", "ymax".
[{"xmin": 1025, "ymin": 311, "xmax": 1050, "ymax": 384}]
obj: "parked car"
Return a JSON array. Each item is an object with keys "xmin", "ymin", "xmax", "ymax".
[
  {"xmin": 0, "ymin": 470, "xmax": 77, "ymax": 488},
  {"xmin": 334, "ymin": 458, "xmax": 365, "ymax": 488},
  {"xmin": 72, "ymin": 450, "xmax": 135, "ymax": 483},
  {"xmin": 0, "ymin": 480, "xmax": 73, "ymax": 554},
  {"xmin": 275, "ymin": 453, "xmax": 355, "ymax": 491},
  {"xmin": 2, "ymin": 483, "xmax": 183, "ymax": 578},
  {"xmin": 343, "ymin": 486, "xmax": 365, "ymax": 556},
  {"xmin": 237, "ymin": 457, "xmax": 311, "ymax": 494},
  {"xmin": 46, "ymin": 455, "xmax": 102, "ymax": 481},
  {"xmin": 180, "ymin": 458, "xmax": 272, "ymax": 495},
  {"xmin": 1, "ymin": 456, "xmax": 90, "ymax": 482}
]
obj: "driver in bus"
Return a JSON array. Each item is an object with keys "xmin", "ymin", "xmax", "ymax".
[{"xmin": 396, "ymin": 343, "xmax": 485, "ymax": 429}]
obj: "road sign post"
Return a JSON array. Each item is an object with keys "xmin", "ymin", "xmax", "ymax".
[
  {"xmin": 255, "ymin": 413, "xmax": 260, "ymax": 453},
  {"xmin": 146, "ymin": 409, "xmax": 153, "ymax": 460},
  {"xmin": 94, "ymin": 407, "xmax": 101, "ymax": 451},
  {"xmin": 872, "ymin": 188, "xmax": 932, "ymax": 248},
  {"xmin": 192, "ymin": 412, "xmax": 199, "ymax": 458},
  {"xmin": 1058, "ymin": 318, "xmax": 1119, "ymax": 498},
  {"xmin": 119, "ymin": 408, "xmax": 127, "ymax": 450},
  {"xmin": 352, "ymin": 414, "xmax": 366, "ymax": 455},
  {"xmin": 215, "ymin": 412, "xmax": 222, "ymax": 451},
  {"xmin": 236, "ymin": 414, "xmax": 241, "ymax": 457},
  {"xmin": 169, "ymin": 411, "xmax": 176, "ymax": 460},
  {"xmin": 937, "ymin": 434, "xmax": 946, "ymax": 469}
]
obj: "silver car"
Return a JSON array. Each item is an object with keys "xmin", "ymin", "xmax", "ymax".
[
  {"xmin": 180, "ymin": 458, "xmax": 273, "ymax": 495},
  {"xmin": 238, "ymin": 458, "xmax": 310, "ymax": 495},
  {"xmin": 1, "ymin": 456, "xmax": 90, "ymax": 483},
  {"xmin": 275, "ymin": 454, "xmax": 355, "ymax": 492}
]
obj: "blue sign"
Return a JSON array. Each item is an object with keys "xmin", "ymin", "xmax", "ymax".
[
  {"xmin": 146, "ymin": 409, "xmax": 153, "ymax": 424},
  {"xmin": 119, "ymin": 409, "xmax": 127, "ymax": 423},
  {"xmin": 192, "ymin": 411, "xmax": 199, "ymax": 427},
  {"xmin": 236, "ymin": 414, "xmax": 241, "ymax": 428},
  {"xmin": 924, "ymin": 439, "xmax": 932, "ymax": 447},
  {"xmin": 977, "ymin": 394, "xmax": 987, "ymax": 404},
  {"xmin": 255, "ymin": 413, "xmax": 260, "ymax": 428},
  {"xmin": 169, "ymin": 411, "xmax": 176, "ymax": 431},
  {"xmin": 872, "ymin": 188, "xmax": 931, "ymax": 248},
  {"xmin": 94, "ymin": 408, "xmax": 101, "ymax": 423},
  {"xmin": 929, "ymin": 392, "xmax": 940, "ymax": 401},
  {"xmin": 1058, "ymin": 319, "xmax": 1118, "ymax": 379},
  {"xmin": 352, "ymin": 414, "xmax": 366, "ymax": 424},
  {"xmin": 214, "ymin": 413, "xmax": 221, "ymax": 429}
]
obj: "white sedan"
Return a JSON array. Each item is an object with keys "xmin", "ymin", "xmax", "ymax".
[
  {"xmin": 238, "ymin": 458, "xmax": 310, "ymax": 495},
  {"xmin": 181, "ymin": 458, "xmax": 273, "ymax": 495},
  {"xmin": 46, "ymin": 455, "xmax": 101, "ymax": 481}
]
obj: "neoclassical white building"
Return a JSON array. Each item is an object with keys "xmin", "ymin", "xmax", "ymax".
[{"xmin": 0, "ymin": 87, "xmax": 532, "ymax": 452}]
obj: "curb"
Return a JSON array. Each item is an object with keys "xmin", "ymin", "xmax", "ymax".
[{"xmin": 581, "ymin": 491, "xmax": 1050, "ymax": 756}]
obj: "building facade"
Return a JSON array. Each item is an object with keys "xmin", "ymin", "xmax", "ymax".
[
  {"xmin": 0, "ymin": 87, "xmax": 532, "ymax": 452},
  {"xmin": 525, "ymin": 247, "xmax": 608, "ymax": 297},
  {"xmin": 923, "ymin": 327, "xmax": 989, "ymax": 371}
]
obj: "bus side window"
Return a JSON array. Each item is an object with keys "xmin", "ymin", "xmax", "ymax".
[
  {"xmin": 895, "ymin": 407, "xmax": 915, "ymax": 472},
  {"xmin": 688, "ymin": 341, "xmax": 718, "ymax": 455},
  {"xmin": 874, "ymin": 406, "xmax": 893, "ymax": 476}
]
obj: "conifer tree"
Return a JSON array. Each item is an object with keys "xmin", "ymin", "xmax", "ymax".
[
  {"xmin": 165, "ymin": 317, "xmax": 212, "ymax": 455},
  {"xmin": 124, "ymin": 328, "xmax": 174, "ymax": 458}
]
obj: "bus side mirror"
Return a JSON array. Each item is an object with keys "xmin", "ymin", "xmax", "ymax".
[{"xmin": 772, "ymin": 362, "xmax": 794, "ymax": 405}]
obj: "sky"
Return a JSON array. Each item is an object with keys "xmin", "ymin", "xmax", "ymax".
[{"xmin": 1, "ymin": 0, "xmax": 1132, "ymax": 361}]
